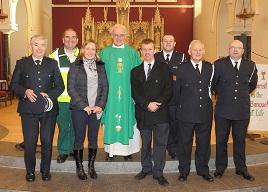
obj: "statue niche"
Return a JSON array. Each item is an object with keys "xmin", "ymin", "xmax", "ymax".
[{"xmin": 82, "ymin": 0, "xmax": 164, "ymax": 52}]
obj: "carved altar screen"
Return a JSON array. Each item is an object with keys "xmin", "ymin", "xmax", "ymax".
[{"xmin": 82, "ymin": 0, "xmax": 164, "ymax": 52}]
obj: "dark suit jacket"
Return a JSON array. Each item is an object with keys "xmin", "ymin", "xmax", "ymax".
[
  {"xmin": 155, "ymin": 51, "xmax": 186, "ymax": 106},
  {"xmin": 174, "ymin": 60, "xmax": 213, "ymax": 123},
  {"xmin": 212, "ymin": 56, "xmax": 257, "ymax": 120},
  {"xmin": 9, "ymin": 55, "xmax": 64, "ymax": 117},
  {"xmin": 131, "ymin": 60, "xmax": 173, "ymax": 129}
]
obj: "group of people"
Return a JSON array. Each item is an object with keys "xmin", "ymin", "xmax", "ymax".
[{"xmin": 9, "ymin": 23, "xmax": 258, "ymax": 186}]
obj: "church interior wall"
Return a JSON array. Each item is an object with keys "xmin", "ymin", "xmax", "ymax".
[
  {"xmin": 51, "ymin": 0, "xmax": 193, "ymax": 58},
  {"xmin": 251, "ymin": 0, "xmax": 268, "ymax": 64}
]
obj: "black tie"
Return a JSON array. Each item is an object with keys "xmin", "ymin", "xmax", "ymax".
[
  {"xmin": 147, "ymin": 64, "xmax": 152, "ymax": 79},
  {"xmin": 35, "ymin": 60, "xmax": 41, "ymax": 69},
  {"xmin": 196, "ymin": 64, "xmax": 201, "ymax": 76},
  {"xmin": 166, "ymin": 54, "xmax": 170, "ymax": 63},
  {"xmin": 234, "ymin": 61, "xmax": 238, "ymax": 74}
]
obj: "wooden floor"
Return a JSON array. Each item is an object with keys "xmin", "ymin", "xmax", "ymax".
[
  {"xmin": 0, "ymin": 98, "xmax": 227, "ymax": 148},
  {"xmin": 0, "ymin": 99, "xmax": 227, "ymax": 148}
]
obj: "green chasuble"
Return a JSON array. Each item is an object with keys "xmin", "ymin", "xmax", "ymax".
[{"xmin": 99, "ymin": 44, "xmax": 142, "ymax": 145}]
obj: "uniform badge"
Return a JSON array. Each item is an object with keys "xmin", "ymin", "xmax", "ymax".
[{"xmin": 173, "ymin": 75, "xmax": 176, "ymax": 81}]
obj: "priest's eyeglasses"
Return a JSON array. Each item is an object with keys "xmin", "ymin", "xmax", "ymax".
[{"xmin": 113, "ymin": 34, "xmax": 125, "ymax": 38}]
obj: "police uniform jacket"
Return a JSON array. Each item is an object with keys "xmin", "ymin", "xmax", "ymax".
[
  {"xmin": 131, "ymin": 60, "xmax": 173, "ymax": 129},
  {"xmin": 174, "ymin": 60, "xmax": 213, "ymax": 123},
  {"xmin": 155, "ymin": 51, "xmax": 186, "ymax": 106},
  {"xmin": 212, "ymin": 56, "xmax": 257, "ymax": 120},
  {"xmin": 9, "ymin": 55, "xmax": 64, "ymax": 117}
]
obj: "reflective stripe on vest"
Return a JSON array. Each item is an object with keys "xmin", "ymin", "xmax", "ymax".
[{"xmin": 51, "ymin": 49, "xmax": 71, "ymax": 102}]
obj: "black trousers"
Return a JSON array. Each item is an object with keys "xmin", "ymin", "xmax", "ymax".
[
  {"xmin": 177, "ymin": 120, "xmax": 212, "ymax": 175},
  {"xmin": 140, "ymin": 123, "xmax": 169, "ymax": 177},
  {"xmin": 21, "ymin": 115, "xmax": 56, "ymax": 174},
  {"xmin": 215, "ymin": 116, "xmax": 249, "ymax": 172},
  {"xmin": 167, "ymin": 105, "xmax": 178, "ymax": 154}
]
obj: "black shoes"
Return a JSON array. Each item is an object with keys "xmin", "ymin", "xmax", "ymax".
[
  {"xmin": 15, "ymin": 142, "xmax": 24, "ymax": 151},
  {"xmin": 124, "ymin": 155, "xmax": 133, "ymax": 161},
  {"xmin": 57, "ymin": 154, "xmax": 69, "ymax": 164},
  {"xmin": 41, "ymin": 172, "xmax": 51, "ymax": 181},
  {"xmin": 178, "ymin": 173, "xmax": 188, "ymax": 182},
  {"xmin": 200, "ymin": 174, "xmax": 214, "ymax": 182},
  {"xmin": 235, "ymin": 171, "xmax": 255, "ymax": 181},
  {"xmin": 214, "ymin": 170, "xmax": 225, "ymax": 178},
  {"xmin": 135, "ymin": 171, "xmax": 152, "ymax": 180},
  {"xmin": 169, "ymin": 153, "xmax": 178, "ymax": 160},
  {"xmin": 153, "ymin": 176, "xmax": 169, "ymax": 186},
  {"xmin": 26, "ymin": 173, "xmax": 35, "ymax": 182},
  {"xmin": 105, "ymin": 154, "xmax": 114, "ymax": 162}
]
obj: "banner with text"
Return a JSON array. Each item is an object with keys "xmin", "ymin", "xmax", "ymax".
[{"xmin": 249, "ymin": 64, "xmax": 268, "ymax": 131}]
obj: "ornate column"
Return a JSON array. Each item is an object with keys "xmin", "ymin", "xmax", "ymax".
[{"xmin": 0, "ymin": 0, "xmax": 18, "ymax": 78}]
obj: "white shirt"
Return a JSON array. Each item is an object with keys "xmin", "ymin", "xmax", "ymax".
[
  {"xmin": 144, "ymin": 60, "xmax": 155, "ymax": 80},
  {"xmin": 230, "ymin": 58, "xmax": 242, "ymax": 70},
  {"xmin": 163, "ymin": 50, "xmax": 173, "ymax": 61},
  {"xmin": 191, "ymin": 60, "xmax": 202, "ymax": 72},
  {"xmin": 32, "ymin": 56, "xmax": 43, "ymax": 65}
]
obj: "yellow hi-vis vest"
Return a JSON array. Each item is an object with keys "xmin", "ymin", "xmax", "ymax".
[{"xmin": 49, "ymin": 47, "xmax": 79, "ymax": 102}]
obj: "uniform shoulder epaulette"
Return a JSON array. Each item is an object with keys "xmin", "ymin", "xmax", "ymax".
[
  {"xmin": 244, "ymin": 58, "xmax": 255, "ymax": 63},
  {"xmin": 202, "ymin": 59, "xmax": 211, "ymax": 63},
  {"xmin": 216, "ymin": 56, "xmax": 227, "ymax": 61}
]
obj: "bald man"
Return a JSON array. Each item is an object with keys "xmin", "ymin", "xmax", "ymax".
[{"xmin": 212, "ymin": 40, "xmax": 258, "ymax": 181}]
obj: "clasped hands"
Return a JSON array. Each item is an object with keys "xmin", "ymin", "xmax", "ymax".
[
  {"xmin": 147, "ymin": 102, "xmax": 161, "ymax": 113},
  {"xmin": 84, "ymin": 106, "xmax": 102, "ymax": 115},
  {"xmin": 25, "ymin": 89, "xmax": 48, "ymax": 102}
]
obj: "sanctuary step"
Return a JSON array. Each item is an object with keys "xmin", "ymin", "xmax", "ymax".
[{"xmin": 1, "ymin": 138, "xmax": 268, "ymax": 174}]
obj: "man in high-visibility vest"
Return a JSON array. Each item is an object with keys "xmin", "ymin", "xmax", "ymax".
[{"xmin": 49, "ymin": 28, "xmax": 79, "ymax": 164}]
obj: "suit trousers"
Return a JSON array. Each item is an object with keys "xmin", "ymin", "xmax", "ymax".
[
  {"xmin": 177, "ymin": 120, "xmax": 212, "ymax": 175},
  {"xmin": 215, "ymin": 116, "xmax": 249, "ymax": 172},
  {"xmin": 140, "ymin": 123, "xmax": 169, "ymax": 177},
  {"xmin": 21, "ymin": 115, "xmax": 56, "ymax": 174},
  {"xmin": 167, "ymin": 105, "xmax": 178, "ymax": 154},
  {"xmin": 72, "ymin": 109, "xmax": 100, "ymax": 149}
]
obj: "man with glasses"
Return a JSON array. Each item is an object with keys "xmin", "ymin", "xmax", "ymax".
[
  {"xmin": 49, "ymin": 28, "xmax": 79, "ymax": 164},
  {"xmin": 212, "ymin": 40, "xmax": 258, "ymax": 181},
  {"xmin": 99, "ymin": 24, "xmax": 142, "ymax": 161}
]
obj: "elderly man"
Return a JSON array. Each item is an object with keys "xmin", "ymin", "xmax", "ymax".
[
  {"xmin": 174, "ymin": 40, "xmax": 214, "ymax": 182},
  {"xmin": 9, "ymin": 35, "xmax": 64, "ymax": 182},
  {"xmin": 99, "ymin": 24, "xmax": 142, "ymax": 161}
]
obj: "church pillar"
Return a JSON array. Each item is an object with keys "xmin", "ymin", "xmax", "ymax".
[{"xmin": 0, "ymin": 0, "xmax": 18, "ymax": 79}]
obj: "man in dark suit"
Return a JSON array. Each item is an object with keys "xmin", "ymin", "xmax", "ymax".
[
  {"xmin": 155, "ymin": 33, "xmax": 186, "ymax": 160},
  {"xmin": 213, "ymin": 40, "xmax": 257, "ymax": 181},
  {"xmin": 131, "ymin": 39, "xmax": 173, "ymax": 186},
  {"xmin": 174, "ymin": 40, "xmax": 214, "ymax": 182},
  {"xmin": 9, "ymin": 35, "xmax": 64, "ymax": 182}
]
